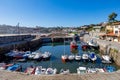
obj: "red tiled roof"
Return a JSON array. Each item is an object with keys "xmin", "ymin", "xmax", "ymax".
[
  {"xmin": 100, "ymin": 32, "xmax": 118, "ymax": 37},
  {"xmin": 113, "ymin": 22, "xmax": 120, "ymax": 25}
]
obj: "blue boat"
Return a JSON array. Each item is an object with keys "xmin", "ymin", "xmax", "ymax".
[
  {"xmin": 23, "ymin": 51, "xmax": 31, "ymax": 59},
  {"xmin": 106, "ymin": 66, "xmax": 115, "ymax": 72},
  {"xmin": 89, "ymin": 52, "xmax": 97, "ymax": 61},
  {"xmin": 7, "ymin": 64, "xmax": 21, "ymax": 71}
]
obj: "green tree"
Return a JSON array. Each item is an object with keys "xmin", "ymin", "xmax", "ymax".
[
  {"xmin": 108, "ymin": 12, "xmax": 117, "ymax": 22},
  {"xmin": 85, "ymin": 26, "xmax": 93, "ymax": 31},
  {"xmin": 100, "ymin": 27, "xmax": 106, "ymax": 32}
]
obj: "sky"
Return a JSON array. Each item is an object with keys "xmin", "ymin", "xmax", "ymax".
[{"xmin": 0, "ymin": 0, "xmax": 120, "ymax": 27}]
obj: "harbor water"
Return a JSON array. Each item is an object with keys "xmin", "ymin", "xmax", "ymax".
[{"xmin": 9, "ymin": 42, "xmax": 119, "ymax": 73}]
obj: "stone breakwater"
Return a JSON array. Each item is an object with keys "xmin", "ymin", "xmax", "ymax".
[
  {"xmin": 0, "ymin": 34, "xmax": 42, "ymax": 55},
  {"xmin": 0, "ymin": 34, "xmax": 35, "ymax": 44},
  {"xmin": 83, "ymin": 34, "xmax": 120, "ymax": 66},
  {"xmin": 1, "ymin": 70, "xmax": 120, "ymax": 80}
]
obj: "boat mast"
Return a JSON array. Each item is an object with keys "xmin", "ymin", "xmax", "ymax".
[
  {"xmin": 17, "ymin": 22, "xmax": 20, "ymax": 34},
  {"xmin": 64, "ymin": 35, "xmax": 66, "ymax": 55}
]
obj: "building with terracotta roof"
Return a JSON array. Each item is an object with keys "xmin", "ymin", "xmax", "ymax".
[{"xmin": 100, "ymin": 22, "xmax": 120, "ymax": 42}]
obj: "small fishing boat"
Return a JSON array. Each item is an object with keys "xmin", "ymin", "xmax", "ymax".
[
  {"xmin": 46, "ymin": 68, "xmax": 57, "ymax": 75},
  {"xmin": 13, "ymin": 52, "xmax": 25, "ymax": 59},
  {"xmin": 61, "ymin": 38, "xmax": 68, "ymax": 62},
  {"xmin": 0, "ymin": 63, "xmax": 13, "ymax": 70},
  {"xmin": 60, "ymin": 69, "xmax": 70, "ymax": 74},
  {"xmin": 87, "ymin": 68, "xmax": 97, "ymax": 73},
  {"xmin": 75, "ymin": 54, "xmax": 81, "ymax": 61},
  {"xmin": 82, "ymin": 53, "xmax": 89, "ymax": 61},
  {"xmin": 106, "ymin": 66, "xmax": 115, "ymax": 72},
  {"xmin": 23, "ymin": 51, "xmax": 31, "ymax": 59},
  {"xmin": 81, "ymin": 42, "xmax": 88, "ymax": 50},
  {"xmin": 77, "ymin": 67, "xmax": 87, "ymax": 74},
  {"xmin": 7, "ymin": 64, "xmax": 21, "ymax": 71},
  {"xmin": 0, "ymin": 63, "xmax": 6, "ymax": 70},
  {"xmin": 16, "ymin": 58, "xmax": 27, "ymax": 62},
  {"xmin": 96, "ymin": 68, "xmax": 105, "ymax": 73},
  {"xmin": 101, "ymin": 55, "xmax": 112, "ymax": 63},
  {"xmin": 5, "ymin": 50, "xmax": 19, "ymax": 59},
  {"xmin": 61, "ymin": 55, "xmax": 68, "ymax": 62},
  {"xmin": 70, "ymin": 40, "xmax": 78, "ymax": 50},
  {"xmin": 102, "ymin": 55, "xmax": 111, "ymax": 61},
  {"xmin": 35, "ymin": 66, "xmax": 46, "ymax": 75},
  {"xmin": 28, "ymin": 52, "xmax": 36, "ymax": 59},
  {"xmin": 42, "ymin": 51, "xmax": 51, "ymax": 60},
  {"xmin": 24, "ymin": 66, "xmax": 36, "ymax": 74},
  {"xmin": 102, "ymin": 60, "xmax": 112, "ymax": 64},
  {"xmin": 33, "ymin": 52, "xmax": 42, "ymax": 60},
  {"xmin": 87, "ymin": 39, "xmax": 99, "ymax": 49},
  {"xmin": 68, "ymin": 55, "xmax": 75, "ymax": 61},
  {"xmin": 89, "ymin": 52, "xmax": 97, "ymax": 62}
]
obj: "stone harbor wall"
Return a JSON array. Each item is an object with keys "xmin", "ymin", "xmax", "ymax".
[
  {"xmin": 0, "ymin": 34, "xmax": 35, "ymax": 44},
  {"xmin": 0, "ymin": 34, "xmax": 43, "ymax": 60},
  {"xmin": 1, "ymin": 70, "xmax": 120, "ymax": 80},
  {"xmin": 0, "ymin": 38, "xmax": 42, "ymax": 55},
  {"xmin": 83, "ymin": 34, "xmax": 120, "ymax": 66}
]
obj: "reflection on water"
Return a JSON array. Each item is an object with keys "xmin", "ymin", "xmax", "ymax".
[
  {"xmin": 71, "ymin": 49, "xmax": 79, "ymax": 54},
  {"xmin": 15, "ymin": 42, "xmax": 119, "ymax": 73}
]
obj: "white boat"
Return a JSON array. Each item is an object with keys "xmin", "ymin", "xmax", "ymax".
[
  {"xmin": 61, "ymin": 55, "xmax": 68, "ymax": 61},
  {"xmin": 96, "ymin": 68, "xmax": 105, "ymax": 73},
  {"xmin": 87, "ymin": 39, "xmax": 99, "ymax": 48},
  {"xmin": 42, "ymin": 51, "xmax": 51, "ymax": 60},
  {"xmin": 28, "ymin": 52, "xmax": 36, "ymax": 59},
  {"xmin": 68, "ymin": 55, "xmax": 75, "ymax": 61},
  {"xmin": 89, "ymin": 52, "xmax": 97, "ymax": 61},
  {"xmin": 24, "ymin": 66, "xmax": 36, "ymax": 74},
  {"xmin": 0, "ymin": 63, "xmax": 6, "ymax": 70},
  {"xmin": 75, "ymin": 55, "xmax": 81, "ymax": 61},
  {"xmin": 16, "ymin": 58, "xmax": 26, "ymax": 62},
  {"xmin": 70, "ymin": 40, "xmax": 78, "ymax": 50},
  {"xmin": 35, "ymin": 66, "xmax": 46, "ymax": 75},
  {"xmin": 23, "ymin": 51, "xmax": 31, "ymax": 59},
  {"xmin": 102, "ymin": 60, "xmax": 112, "ymax": 64},
  {"xmin": 87, "ymin": 68, "xmax": 97, "ymax": 73},
  {"xmin": 46, "ymin": 68, "xmax": 57, "ymax": 75},
  {"xmin": 61, "ymin": 37, "xmax": 68, "ymax": 62},
  {"xmin": 81, "ymin": 42, "xmax": 88, "ymax": 50},
  {"xmin": 102, "ymin": 55, "xmax": 111, "ymax": 61},
  {"xmin": 33, "ymin": 52, "xmax": 42, "ymax": 60},
  {"xmin": 5, "ymin": 49, "xmax": 19, "ymax": 58},
  {"xmin": 77, "ymin": 67, "xmax": 87, "ymax": 74},
  {"xmin": 82, "ymin": 53, "xmax": 89, "ymax": 61},
  {"xmin": 60, "ymin": 69, "xmax": 70, "ymax": 74}
]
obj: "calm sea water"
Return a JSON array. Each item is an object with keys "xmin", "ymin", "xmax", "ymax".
[{"xmin": 16, "ymin": 42, "xmax": 119, "ymax": 73}]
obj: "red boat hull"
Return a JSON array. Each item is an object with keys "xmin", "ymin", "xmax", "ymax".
[{"xmin": 82, "ymin": 45, "xmax": 87, "ymax": 50}]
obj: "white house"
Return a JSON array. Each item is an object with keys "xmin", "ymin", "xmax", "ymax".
[{"xmin": 113, "ymin": 24, "xmax": 120, "ymax": 36}]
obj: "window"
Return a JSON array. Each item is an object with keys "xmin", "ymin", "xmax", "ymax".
[
  {"xmin": 115, "ymin": 31, "xmax": 118, "ymax": 34},
  {"xmin": 115, "ymin": 26, "xmax": 118, "ymax": 28}
]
